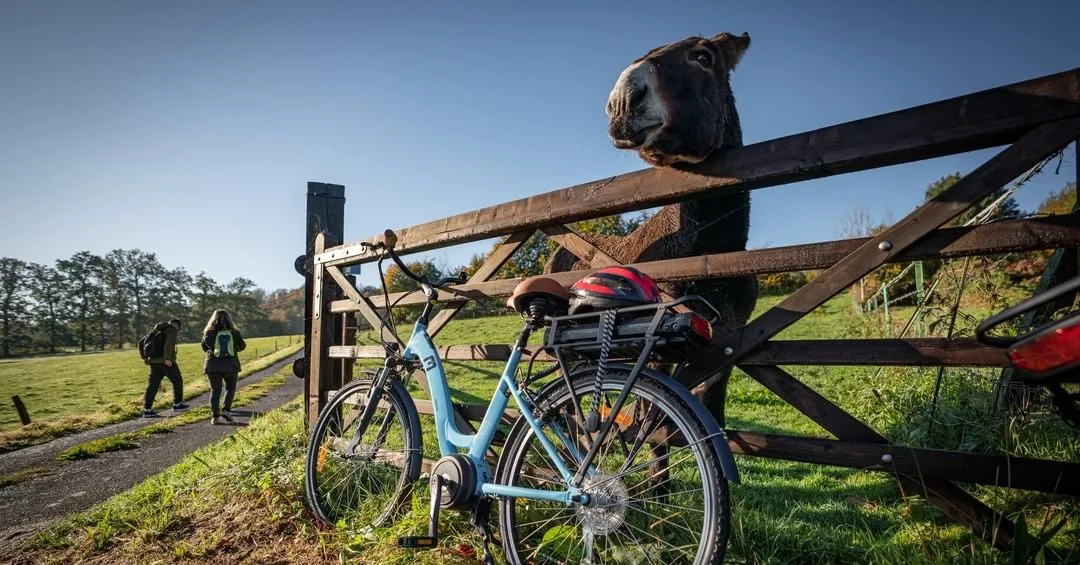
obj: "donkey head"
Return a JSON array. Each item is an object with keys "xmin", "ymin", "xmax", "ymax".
[{"xmin": 606, "ymin": 32, "xmax": 750, "ymax": 167}]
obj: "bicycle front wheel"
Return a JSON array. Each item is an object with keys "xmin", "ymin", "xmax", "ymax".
[
  {"xmin": 497, "ymin": 366, "xmax": 730, "ymax": 564},
  {"xmin": 304, "ymin": 374, "xmax": 422, "ymax": 528}
]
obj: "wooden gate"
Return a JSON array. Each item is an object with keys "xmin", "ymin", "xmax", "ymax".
[{"xmin": 299, "ymin": 67, "xmax": 1080, "ymax": 549}]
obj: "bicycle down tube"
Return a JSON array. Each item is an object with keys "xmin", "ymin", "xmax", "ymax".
[{"xmin": 403, "ymin": 319, "xmax": 585, "ymax": 505}]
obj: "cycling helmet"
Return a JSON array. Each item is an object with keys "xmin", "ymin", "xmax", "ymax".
[{"xmin": 568, "ymin": 266, "xmax": 662, "ymax": 315}]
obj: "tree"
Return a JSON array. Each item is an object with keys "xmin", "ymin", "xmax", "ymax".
[
  {"xmin": 188, "ymin": 272, "xmax": 222, "ymax": 335},
  {"xmin": 924, "ymin": 172, "xmax": 1022, "ymax": 226},
  {"xmin": 125, "ymin": 250, "xmax": 165, "ymax": 339},
  {"xmin": 1038, "ymin": 182, "xmax": 1077, "ymax": 216},
  {"xmin": 102, "ymin": 250, "xmax": 133, "ymax": 348},
  {"xmin": 1003, "ymin": 182, "xmax": 1080, "ymax": 286},
  {"xmin": 382, "ymin": 260, "xmax": 443, "ymax": 322},
  {"xmin": 56, "ymin": 251, "xmax": 106, "ymax": 352},
  {"xmin": 221, "ymin": 276, "xmax": 275, "ymax": 335},
  {"xmin": 26, "ymin": 262, "xmax": 68, "ymax": 354},
  {"xmin": 837, "ymin": 203, "xmax": 875, "ymax": 239},
  {"xmin": 497, "ymin": 213, "xmax": 648, "ymax": 278},
  {"xmin": 0, "ymin": 258, "xmax": 32, "ymax": 357}
]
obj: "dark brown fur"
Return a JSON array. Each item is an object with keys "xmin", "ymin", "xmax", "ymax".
[{"xmin": 544, "ymin": 33, "xmax": 758, "ymax": 423}]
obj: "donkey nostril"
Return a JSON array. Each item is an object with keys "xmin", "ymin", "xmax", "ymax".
[{"xmin": 628, "ymin": 83, "xmax": 648, "ymax": 109}]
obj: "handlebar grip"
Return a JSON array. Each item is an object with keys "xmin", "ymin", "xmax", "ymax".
[{"xmin": 383, "ymin": 229, "xmax": 398, "ymax": 250}]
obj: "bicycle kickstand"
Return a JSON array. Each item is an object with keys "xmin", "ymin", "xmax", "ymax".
[
  {"xmin": 398, "ymin": 474, "xmax": 443, "ymax": 550},
  {"xmin": 470, "ymin": 497, "xmax": 497, "ymax": 565}
]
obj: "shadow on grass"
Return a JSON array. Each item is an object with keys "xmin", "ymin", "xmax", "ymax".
[
  {"xmin": 225, "ymin": 410, "xmax": 263, "ymax": 418},
  {"xmin": 725, "ymin": 457, "xmax": 976, "ymax": 564}
]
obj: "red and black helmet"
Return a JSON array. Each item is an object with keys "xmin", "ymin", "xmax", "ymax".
[{"xmin": 568, "ymin": 266, "xmax": 662, "ymax": 315}]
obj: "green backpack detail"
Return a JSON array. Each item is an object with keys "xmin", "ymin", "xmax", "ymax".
[{"xmin": 213, "ymin": 331, "xmax": 236, "ymax": 358}]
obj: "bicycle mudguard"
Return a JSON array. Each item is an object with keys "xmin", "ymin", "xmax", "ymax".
[{"xmin": 637, "ymin": 365, "xmax": 741, "ymax": 484}]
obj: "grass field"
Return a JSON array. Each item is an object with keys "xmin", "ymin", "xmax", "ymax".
[
  {"xmin": 0, "ymin": 335, "xmax": 302, "ymax": 453},
  {"xmin": 54, "ymin": 366, "xmax": 294, "ymax": 462},
  {"xmin": 10, "ymin": 296, "xmax": 1080, "ymax": 564}
]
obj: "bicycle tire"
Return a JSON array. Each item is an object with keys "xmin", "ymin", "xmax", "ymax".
[
  {"xmin": 496, "ymin": 365, "xmax": 730, "ymax": 564},
  {"xmin": 304, "ymin": 375, "xmax": 422, "ymax": 528}
]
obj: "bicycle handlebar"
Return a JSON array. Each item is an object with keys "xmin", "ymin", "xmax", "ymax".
[
  {"xmin": 370, "ymin": 229, "xmax": 468, "ymax": 292},
  {"xmin": 975, "ymin": 275, "xmax": 1080, "ymax": 347}
]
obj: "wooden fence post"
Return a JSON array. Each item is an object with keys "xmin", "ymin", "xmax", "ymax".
[
  {"xmin": 12, "ymin": 395, "xmax": 30, "ymax": 426},
  {"xmin": 302, "ymin": 182, "xmax": 347, "ymax": 429}
]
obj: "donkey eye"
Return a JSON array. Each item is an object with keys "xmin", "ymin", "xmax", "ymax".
[{"xmin": 693, "ymin": 51, "xmax": 712, "ymax": 67}]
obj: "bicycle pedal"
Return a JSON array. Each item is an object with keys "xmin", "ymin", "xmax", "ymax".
[{"xmin": 397, "ymin": 536, "xmax": 437, "ymax": 549}]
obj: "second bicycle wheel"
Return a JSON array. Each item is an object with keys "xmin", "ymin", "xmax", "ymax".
[
  {"xmin": 497, "ymin": 365, "xmax": 730, "ymax": 564},
  {"xmin": 305, "ymin": 373, "xmax": 422, "ymax": 528}
]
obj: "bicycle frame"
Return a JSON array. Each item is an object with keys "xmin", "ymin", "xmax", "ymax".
[{"xmin": 402, "ymin": 318, "xmax": 586, "ymax": 505}]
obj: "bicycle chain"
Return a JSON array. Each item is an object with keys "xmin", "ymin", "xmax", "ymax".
[{"xmin": 586, "ymin": 310, "xmax": 617, "ymax": 433}]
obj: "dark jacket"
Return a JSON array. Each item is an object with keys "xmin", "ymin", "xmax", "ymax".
[
  {"xmin": 201, "ymin": 329, "xmax": 247, "ymax": 373},
  {"xmin": 146, "ymin": 322, "xmax": 179, "ymax": 365}
]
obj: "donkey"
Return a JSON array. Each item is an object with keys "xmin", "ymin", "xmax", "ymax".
[{"xmin": 545, "ymin": 32, "xmax": 758, "ymax": 423}]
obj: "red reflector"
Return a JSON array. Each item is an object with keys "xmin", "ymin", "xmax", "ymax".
[
  {"xmin": 1008, "ymin": 321, "xmax": 1080, "ymax": 375},
  {"xmin": 688, "ymin": 313, "xmax": 713, "ymax": 341}
]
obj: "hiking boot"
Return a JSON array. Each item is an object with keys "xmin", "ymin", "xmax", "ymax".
[
  {"xmin": 172, "ymin": 403, "xmax": 190, "ymax": 411},
  {"xmin": 219, "ymin": 412, "xmax": 234, "ymax": 422},
  {"xmin": 143, "ymin": 409, "xmax": 159, "ymax": 418}
]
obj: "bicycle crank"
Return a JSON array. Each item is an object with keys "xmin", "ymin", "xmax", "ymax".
[{"xmin": 397, "ymin": 473, "xmax": 444, "ymax": 550}]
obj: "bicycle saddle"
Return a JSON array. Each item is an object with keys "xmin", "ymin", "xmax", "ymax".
[{"xmin": 507, "ymin": 277, "xmax": 570, "ymax": 314}]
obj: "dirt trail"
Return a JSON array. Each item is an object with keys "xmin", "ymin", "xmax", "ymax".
[{"xmin": 0, "ymin": 353, "xmax": 304, "ymax": 553}]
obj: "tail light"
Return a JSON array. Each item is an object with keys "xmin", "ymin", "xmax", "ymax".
[
  {"xmin": 688, "ymin": 313, "xmax": 713, "ymax": 342},
  {"xmin": 1008, "ymin": 316, "xmax": 1080, "ymax": 376}
]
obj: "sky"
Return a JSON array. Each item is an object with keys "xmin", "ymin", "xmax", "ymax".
[{"xmin": 1, "ymin": 0, "xmax": 1078, "ymax": 292}]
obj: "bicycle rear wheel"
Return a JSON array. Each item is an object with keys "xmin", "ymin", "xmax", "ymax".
[
  {"xmin": 304, "ymin": 373, "xmax": 422, "ymax": 528},
  {"xmin": 497, "ymin": 365, "xmax": 730, "ymax": 564}
]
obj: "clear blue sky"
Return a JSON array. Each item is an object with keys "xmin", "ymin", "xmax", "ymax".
[{"xmin": 1, "ymin": 0, "xmax": 1077, "ymax": 292}]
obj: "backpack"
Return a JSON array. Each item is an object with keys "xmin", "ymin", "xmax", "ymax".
[
  {"xmin": 138, "ymin": 327, "xmax": 167, "ymax": 360},
  {"xmin": 212, "ymin": 330, "xmax": 236, "ymax": 358}
]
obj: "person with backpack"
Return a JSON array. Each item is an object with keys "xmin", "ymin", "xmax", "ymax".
[
  {"xmin": 201, "ymin": 309, "xmax": 247, "ymax": 425},
  {"xmin": 139, "ymin": 318, "xmax": 189, "ymax": 417}
]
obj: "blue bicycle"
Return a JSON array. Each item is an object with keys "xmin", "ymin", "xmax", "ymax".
[{"xmin": 305, "ymin": 230, "xmax": 740, "ymax": 564}]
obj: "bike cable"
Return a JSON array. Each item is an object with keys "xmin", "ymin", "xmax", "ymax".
[{"xmin": 586, "ymin": 309, "xmax": 617, "ymax": 433}]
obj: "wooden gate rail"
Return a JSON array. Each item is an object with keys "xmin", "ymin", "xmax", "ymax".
[
  {"xmin": 328, "ymin": 212, "xmax": 1080, "ymax": 313},
  {"xmin": 313, "ymin": 68, "xmax": 1080, "ymax": 267},
  {"xmin": 725, "ymin": 432, "xmax": 1080, "ymax": 497},
  {"xmin": 302, "ymin": 67, "xmax": 1080, "ymax": 551},
  {"xmin": 331, "ymin": 337, "xmax": 1010, "ymax": 366}
]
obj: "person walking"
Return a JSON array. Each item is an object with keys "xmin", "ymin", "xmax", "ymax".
[
  {"xmin": 201, "ymin": 309, "xmax": 247, "ymax": 425},
  {"xmin": 141, "ymin": 318, "xmax": 189, "ymax": 417}
]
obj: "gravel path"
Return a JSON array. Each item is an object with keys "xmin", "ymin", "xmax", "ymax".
[{"xmin": 0, "ymin": 353, "xmax": 304, "ymax": 552}]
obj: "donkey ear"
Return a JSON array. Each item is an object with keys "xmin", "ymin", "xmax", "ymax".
[{"xmin": 709, "ymin": 32, "xmax": 750, "ymax": 70}]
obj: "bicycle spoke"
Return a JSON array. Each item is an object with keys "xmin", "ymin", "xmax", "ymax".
[
  {"xmin": 500, "ymin": 369, "xmax": 727, "ymax": 564},
  {"xmin": 306, "ymin": 379, "xmax": 417, "ymax": 529}
]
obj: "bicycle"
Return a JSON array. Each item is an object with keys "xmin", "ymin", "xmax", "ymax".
[
  {"xmin": 305, "ymin": 229, "xmax": 741, "ymax": 564},
  {"xmin": 976, "ymin": 274, "xmax": 1080, "ymax": 428}
]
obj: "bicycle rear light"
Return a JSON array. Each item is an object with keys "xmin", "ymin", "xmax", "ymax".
[
  {"xmin": 688, "ymin": 312, "xmax": 713, "ymax": 341},
  {"xmin": 1008, "ymin": 316, "xmax": 1080, "ymax": 376}
]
